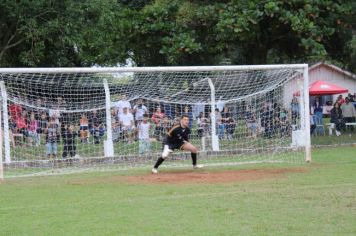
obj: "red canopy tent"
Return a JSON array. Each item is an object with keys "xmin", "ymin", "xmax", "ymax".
[{"xmin": 294, "ymin": 80, "xmax": 349, "ymax": 96}]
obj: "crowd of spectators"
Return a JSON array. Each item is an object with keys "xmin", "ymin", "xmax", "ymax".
[
  {"xmin": 12, "ymin": 93, "xmax": 353, "ymax": 158},
  {"xmin": 8, "ymin": 96, "xmax": 105, "ymax": 159},
  {"xmin": 310, "ymin": 94, "xmax": 356, "ymax": 136}
]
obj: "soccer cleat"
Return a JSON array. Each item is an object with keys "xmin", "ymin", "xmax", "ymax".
[
  {"xmin": 162, "ymin": 145, "xmax": 173, "ymax": 158},
  {"xmin": 193, "ymin": 164, "xmax": 203, "ymax": 169},
  {"xmin": 151, "ymin": 168, "xmax": 158, "ymax": 174}
]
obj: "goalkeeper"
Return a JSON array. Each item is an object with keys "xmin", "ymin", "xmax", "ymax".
[{"xmin": 152, "ymin": 114, "xmax": 202, "ymax": 174}]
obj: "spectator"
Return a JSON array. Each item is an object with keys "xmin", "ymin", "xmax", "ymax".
[
  {"xmin": 161, "ymin": 116, "xmax": 173, "ymax": 132},
  {"xmin": 9, "ymin": 116, "xmax": 17, "ymax": 148},
  {"xmin": 173, "ymin": 107, "xmax": 181, "ymax": 125},
  {"xmin": 137, "ymin": 114, "xmax": 151, "ymax": 155},
  {"xmin": 312, "ymin": 97, "xmax": 323, "ymax": 135},
  {"xmin": 151, "ymin": 107, "xmax": 165, "ymax": 125},
  {"xmin": 324, "ymin": 101, "xmax": 333, "ymax": 116},
  {"xmin": 48, "ymin": 96, "xmax": 65, "ymax": 126},
  {"xmin": 330, "ymin": 102, "xmax": 344, "ymax": 136},
  {"xmin": 216, "ymin": 96, "xmax": 225, "ymax": 112},
  {"xmin": 310, "ymin": 113, "xmax": 316, "ymax": 135},
  {"xmin": 89, "ymin": 110, "xmax": 105, "ymax": 144},
  {"xmin": 337, "ymin": 94, "xmax": 345, "ymax": 105},
  {"xmin": 79, "ymin": 113, "xmax": 89, "ymax": 143},
  {"xmin": 341, "ymin": 97, "xmax": 356, "ymax": 131},
  {"xmin": 133, "ymin": 99, "xmax": 148, "ymax": 125},
  {"xmin": 62, "ymin": 124, "xmax": 78, "ymax": 158},
  {"xmin": 261, "ymin": 104, "xmax": 273, "ymax": 138},
  {"xmin": 56, "ymin": 96, "xmax": 66, "ymax": 108},
  {"xmin": 28, "ymin": 98, "xmax": 44, "ymax": 120},
  {"xmin": 290, "ymin": 96, "xmax": 299, "ymax": 125},
  {"xmin": 152, "ymin": 107, "xmax": 165, "ymax": 140},
  {"xmin": 162, "ymin": 103, "xmax": 175, "ymax": 119},
  {"xmin": 245, "ymin": 107, "xmax": 258, "ymax": 138},
  {"xmin": 16, "ymin": 111, "xmax": 29, "ymax": 144},
  {"xmin": 45, "ymin": 117, "xmax": 60, "ymax": 159},
  {"xmin": 183, "ymin": 105, "xmax": 193, "ymax": 128},
  {"xmin": 38, "ymin": 111, "xmax": 48, "ymax": 142},
  {"xmin": 9, "ymin": 102, "xmax": 22, "ymax": 121},
  {"xmin": 211, "ymin": 108, "xmax": 224, "ymax": 139},
  {"xmin": 279, "ymin": 108, "xmax": 290, "ymax": 137},
  {"xmin": 49, "ymin": 107, "xmax": 60, "ymax": 126},
  {"xmin": 115, "ymin": 95, "xmax": 131, "ymax": 116},
  {"xmin": 111, "ymin": 108, "xmax": 121, "ymax": 142},
  {"xmin": 239, "ymin": 101, "xmax": 247, "ymax": 119},
  {"xmin": 28, "ymin": 112, "xmax": 40, "ymax": 146},
  {"xmin": 119, "ymin": 107, "xmax": 135, "ymax": 142},
  {"xmin": 222, "ymin": 106, "xmax": 236, "ymax": 139},
  {"xmin": 197, "ymin": 112, "xmax": 209, "ymax": 137},
  {"xmin": 347, "ymin": 93, "xmax": 354, "ymax": 102}
]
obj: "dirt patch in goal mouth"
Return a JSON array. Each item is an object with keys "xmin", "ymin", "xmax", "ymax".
[{"xmin": 124, "ymin": 167, "xmax": 307, "ymax": 185}]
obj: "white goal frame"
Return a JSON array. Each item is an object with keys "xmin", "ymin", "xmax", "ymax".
[{"xmin": 0, "ymin": 64, "xmax": 311, "ymax": 178}]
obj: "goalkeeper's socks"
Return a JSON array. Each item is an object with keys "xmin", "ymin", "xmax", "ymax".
[
  {"xmin": 191, "ymin": 153, "xmax": 197, "ymax": 166},
  {"xmin": 154, "ymin": 157, "xmax": 165, "ymax": 169}
]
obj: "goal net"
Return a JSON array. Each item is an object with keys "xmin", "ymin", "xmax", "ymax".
[{"xmin": 0, "ymin": 65, "xmax": 310, "ymax": 178}]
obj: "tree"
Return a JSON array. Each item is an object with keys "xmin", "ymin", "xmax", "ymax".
[
  {"xmin": 130, "ymin": 0, "xmax": 354, "ymax": 69},
  {"xmin": 1, "ymin": 0, "xmax": 355, "ymax": 72},
  {"xmin": 0, "ymin": 0, "xmax": 129, "ymax": 67}
]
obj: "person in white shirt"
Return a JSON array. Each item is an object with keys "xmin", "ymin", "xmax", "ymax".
[
  {"xmin": 115, "ymin": 95, "xmax": 131, "ymax": 116},
  {"xmin": 341, "ymin": 97, "xmax": 356, "ymax": 132},
  {"xmin": 133, "ymin": 99, "xmax": 148, "ymax": 125},
  {"xmin": 211, "ymin": 108, "xmax": 224, "ymax": 139},
  {"xmin": 216, "ymin": 97, "xmax": 225, "ymax": 112},
  {"xmin": 138, "ymin": 114, "xmax": 151, "ymax": 155},
  {"xmin": 119, "ymin": 107, "xmax": 135, "ymax": 142}
]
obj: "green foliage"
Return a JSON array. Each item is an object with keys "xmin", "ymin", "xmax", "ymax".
[
  {"xmin": 0, "ymin": 0, "xmax": 129, "ymax": 67},
  {"xmin": 0, "ymin": 0, "xmax": 354, "ymax": 71},
  {"xmin": 348, "ymin": 35, "xmax": 356, "ymax": 70}
]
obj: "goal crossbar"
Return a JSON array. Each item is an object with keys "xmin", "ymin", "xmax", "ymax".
[{"xmin": 0, "ymin": 64, "xmax": 307, "ymax": 74}]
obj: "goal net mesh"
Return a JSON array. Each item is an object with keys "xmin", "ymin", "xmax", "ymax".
[{"xmin": 0, "ymin": 66, "xmax": 306, "ymax": 177}]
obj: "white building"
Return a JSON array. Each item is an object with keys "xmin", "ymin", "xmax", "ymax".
[{"xmin": 284, "ymin": 62, "xmax": 356, "ymax": 111}]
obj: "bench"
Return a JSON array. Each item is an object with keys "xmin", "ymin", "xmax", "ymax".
[
  {"xmin": 326, "ymin": 122, "xmax": 356, "ymax": 136},
  {"xmin": 345, "ymin": 123, "xmax": 356, "ymax": 134},
  {"xmin": 345, "ymin": 122, "xmax": 356, "ymax": 128}
]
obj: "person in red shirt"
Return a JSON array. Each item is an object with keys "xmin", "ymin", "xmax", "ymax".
[
  {"xmin": 9, "ymin": 103, "xmax": 22, "ymax": 121},
  {"xmin": 16, "ymin": 112, "xmax": 27, "ymax": 130},
  {"xmin": 337, "ymin": 95, "xmax": 345, "ymax": 105},
  {"xmin": 151, "ymin": 107, "xmax": 165, "ymax": 141},
  {"xmin": 15, "ymin": 111, "xmax": 29, "ymax": 142}
]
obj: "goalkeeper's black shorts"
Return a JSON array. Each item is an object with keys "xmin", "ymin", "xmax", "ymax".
[
  {"xmin": 167, "ymin": 142, "xmax": 185, "ymax": 150},
  {"xmin": 162, "ymin": 138, "xmax": 185, "ymax": 150}
]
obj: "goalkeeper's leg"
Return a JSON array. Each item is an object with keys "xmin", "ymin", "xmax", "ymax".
[
  {"xmin": 152, "ymin": 145, "xmax": 173, "ymax": 173},
  {"xmin": 181, "ymin": 142, "xmax": 202, "ymax": 169}
]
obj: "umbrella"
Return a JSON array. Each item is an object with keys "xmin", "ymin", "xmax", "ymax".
[{"xmin": 294, "ymin": 80, "xmax": 348, "ymax": 96}]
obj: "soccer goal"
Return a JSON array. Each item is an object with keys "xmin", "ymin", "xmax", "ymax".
[{"xmin": 0, "ymin": 65, "xmax": 310, "ymax": 178}]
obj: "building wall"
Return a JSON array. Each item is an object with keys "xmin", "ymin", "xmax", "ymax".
[
  {"xmin": 283, "ymin": 64, "xmax": 356, "ymax": 111},
  {"xmin": 309, "ymin": 65, "xmax": 356, "ymax": 102}
]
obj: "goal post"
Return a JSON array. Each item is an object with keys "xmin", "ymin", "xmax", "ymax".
[
  {"xmin": 0, "ymin": 64, "xmax": 310, "ymax": 178},
  {"xmin": 0, "ymin": 92, "xmax": 3, "ymax": 181}
]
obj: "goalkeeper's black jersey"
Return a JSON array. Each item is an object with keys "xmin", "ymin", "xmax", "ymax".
[{"xmin": 166, "ymin": 125, "xmax": 191, "ymax": 145}]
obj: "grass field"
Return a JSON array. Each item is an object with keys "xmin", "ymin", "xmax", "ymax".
[{"xmin": 0, "ymin": 146, "xmax": 355, "ymax": 235}]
